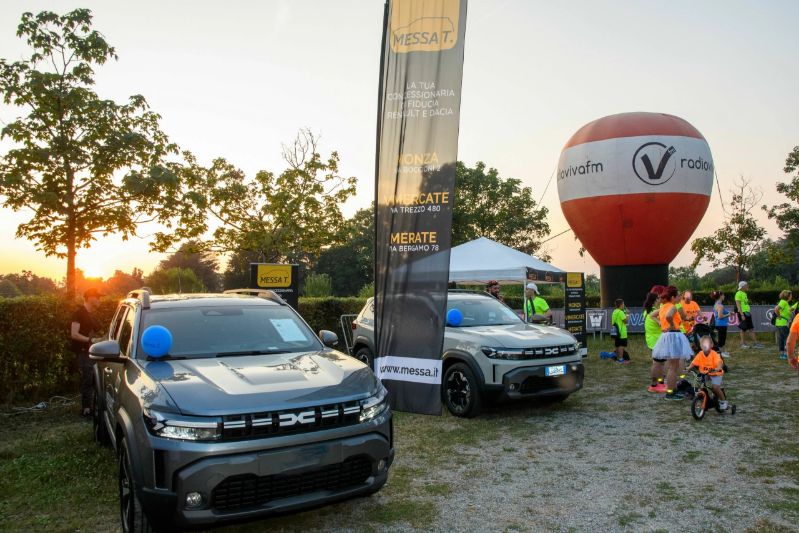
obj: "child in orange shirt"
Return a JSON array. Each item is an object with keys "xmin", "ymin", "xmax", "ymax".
[{"xmin": 687, "ymin": 336, "xmax": 728, "ymax": 410}]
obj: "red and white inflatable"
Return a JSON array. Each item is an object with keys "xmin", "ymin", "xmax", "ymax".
[{"xmin": 557, "ymin": 112, "xmax": 713, "ymax": 304}]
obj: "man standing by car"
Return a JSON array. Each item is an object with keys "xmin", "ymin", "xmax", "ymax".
[
  {"xmin": 70, "ymin": 288, "xmax": 102, "ymax": 417},
  {"xmin": 525, "ymin": 282, "xmax": 553, "ymax": 324},
  {"xmin": 486, "ymin": 280, "xmax": 504, "ymax": 302}
]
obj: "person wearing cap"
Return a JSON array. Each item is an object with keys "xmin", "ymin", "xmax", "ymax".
[
  {"xmin": 734, "ymin": 281, "xmax": 761, "ymax": 348},
  {"xmin": 525, "ymin": 282, "xmax": 552, "ymax": 324},
  {"xmin": 486, "ymin": 280, "xmax": 504, "ymax": 302},
  {"xmin": 70, "ymin": 288, "xmax": 103, "ymax": 417}
]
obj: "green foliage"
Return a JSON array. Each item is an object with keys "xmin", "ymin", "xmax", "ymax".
[
  {"xmin": 0, "ymin": 279, "xmax": 22, "ymax": 298},
  {"xmin": 0, "ymin": 10, "xmax": 181, "ymax": 296},
  {"xmin": 102, "ymin": 268, "xmax": 144, "ymax": 297},
  {"xmin": 691, "ymin": 178, "xmax": 766, "ymax": 283},
  {"xmin": 297, "ymin": 297, "xmax": 366, "ymax": 336},
  {"xmin": 316, "ymin": 206, "xmax": 374, "ymax": 296},
  {"xmin": 302, "ymin": 273, "xmax": 332, "ymax": 297},
  {"xmin": 153, "ymin": 129, "xmax": 357, "ymax": 271},
  {"xmin": 144, "ymin": 267, "xmax": 205, "ymax": 294},
  {"xmin": 669, "ymin": 265, "xmax": 701, "ymax": 292},
  {"xmin": 159, "ymin": 241, "xmax": 220, "ymax": 291},
  {"xmin": 765, "ymin": 145, "xmax": 799, "ymax": 250},
  {"xmin": 358, "ymin": 281, "xmax": 374, "ymax": 299},
  {"xmin": 585, "ymin": 274, "xmax": 600, "ymax": 296},
  {"xmin": 452, "ymin": 161, "xmax": 551, "ymax": 259},
  {"xmin": 0, "ymin": 271, "xmax": 57, "ymax": 295}
]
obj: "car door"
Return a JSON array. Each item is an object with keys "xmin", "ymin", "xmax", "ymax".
[{"xmin": 105, "ymin": 306, "xmax": 133, "ymax": 422}]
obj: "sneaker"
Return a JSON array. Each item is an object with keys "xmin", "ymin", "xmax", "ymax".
[
  {"xmin": 779, "ymin": 353, "xmax": 788, "ymax": 360},
  {"xmin": 753, "ymin": 343, "xmax": 765, "ymax": 348},
  {"xmin": 740, "ymin": 344, "xmax": 750, "ymax": 349},
  {"xmin": 719, "ymin": 401, "xmax": 729, "ymax": 411},
  {"xmin": 655, "ymin": 383, "xmax": 667, "ymax": 393},
  {"xmin": 721, "ymin": 351, "xmax": 731, "ymax": 358},
  {"xmin": 789, "ymin": 357, "xmax": 799, "ymax": 369},
  {"xmin": 647, "ymin": 384, "xmax": 660, "ymax": 392}
]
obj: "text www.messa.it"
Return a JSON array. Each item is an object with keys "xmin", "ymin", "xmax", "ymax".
[{"xmin": 379, "ymin": 365, "xmax": 439, "ymax": 378}]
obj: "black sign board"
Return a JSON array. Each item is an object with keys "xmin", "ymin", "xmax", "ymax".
[
  {"xmin": 249, "ymin": 263, "xmax": 299, "ymax": 310},
  {"xmin": 564, "ymin": 272, "xmax": 587, "ymax": 356},
  {"xmin": 373, "ymin": 0, "xmax": 468, "ymax": 415}
]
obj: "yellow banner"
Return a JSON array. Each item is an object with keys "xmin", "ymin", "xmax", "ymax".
[{"xmin": 390, "ymin": 0, "xmax": 460, "ymax": 53}]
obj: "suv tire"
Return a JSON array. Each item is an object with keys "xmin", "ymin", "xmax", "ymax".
[
  {"xmin": 354, "ymin": 347, "xmax": 374, "ymax": 370},
  {"xmin": 92, "ymin": 386, "xmax": 110, "ymax": 447},
  {"xmin": 119, "ymin": 438, "xmax": 156, "ymax": 533},
  {"xmin": 443, "ymin": 362, "xmax": 482, "ymax": 418}
]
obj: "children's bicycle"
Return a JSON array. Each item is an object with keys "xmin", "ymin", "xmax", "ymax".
[{"xmin": 690, "ymin": 371, "xmax": 736, "ymax": 420}]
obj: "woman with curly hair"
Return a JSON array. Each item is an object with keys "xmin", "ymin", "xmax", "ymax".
[{"xmin": 651, "ymin": 286, "xmax": 692, "ymax": 400}]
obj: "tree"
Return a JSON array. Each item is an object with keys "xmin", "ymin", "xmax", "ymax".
[
  {"xmin": 765, "ymin": 145, "xmax": 799, "ymax": 250},
  {"xmin": 451, "ymin": 161, "xmax": 550, "ymax": 258},
  {"xmin": 302, "ymin": 273, "xmax": 332, "ymax": 297},
  {"xmin": 669, "ymin": 266, "xmax": 700, "ymax": 291},
  {"xmin": 0, "ymin": 9, "xmax": 181, "ymax": 296},
  {"xmin": 144, "ymin": 267, "xmax": 204, "ymax": 295},
  {"xmin": 691, "ymin": 178, "xmax": 766, "ymax": 283},
  {"xmin": 0, "ymin": 270, "xmax": 57, "ymax": 295},
  {"xmin": 159, "ymin": 241, "xmax": 220, "ymax": 292},
  {"xmin": 584, "ymin": 274, "xmax": 600, "ymax": 296},
  {"xmin": 153, "ymin": 129, "xmax": 356, "ymax": 270},
  {"xmin": 104, "ymin": 268, "xmax": 144, "ymax": 296},
  {"xmin": 221, "ymin": 249, "xmax": 261, "ymax": 290},
  {"xmin": 0, "ymin": 279, "xmax": 22, "ymax": 298},
  {"xmin": 315, "ymin": 206, "xmax": 374, "ymax": 296}
]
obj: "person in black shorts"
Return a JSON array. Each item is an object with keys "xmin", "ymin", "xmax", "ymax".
[{"xmin": 70, "ymin": 288, "xmax": 103, "ymax": 417}]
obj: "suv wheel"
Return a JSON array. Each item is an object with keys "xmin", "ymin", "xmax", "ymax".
[
  {"xmin": 119, "ymin": 439, "xmax": 155, "ymax": 533},
  {"xmin": 443, "ymin": 363, "xmax": 481, "ymax": 418},
  {"xmin": 354, "ymin": 347, "xmax": 374, "ymax": 369},
  {"xmin": 92, "ymin": 386, "xmax": 110, "ymax": 447}
]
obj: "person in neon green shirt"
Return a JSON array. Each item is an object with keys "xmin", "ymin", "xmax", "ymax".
[
  {"xmin": 734, "ymin": 281, "xmax": 760, "ymax": 348},
  {"xmin": 774, "ymin": 290, "xmax": 793, "ymax": 360},
  {"xmin": 525, "ymin": 282, "xmax": 552, "ymax": 324},
  {"xmin": 644, "ymin": 288, "xmax": 666, "ymax": 392},
  {"xmin": 611, "ymin": 298, "xmax": 629, "ymax": 363}
]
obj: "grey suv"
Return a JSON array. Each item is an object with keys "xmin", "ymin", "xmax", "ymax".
[
  {"xmin": 352, "ymin": 291, "xmax": 584, "ymax": 417},
  {"xmin": 90, "ymin": 289, "xmax": 393, "ymax": 531}
]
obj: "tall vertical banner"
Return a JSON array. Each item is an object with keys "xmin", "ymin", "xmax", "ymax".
[
  {"xmin": 374, "ymin": 0, "xmax": 468, "ymax": 415},
  {"xmin": 564, "ymin": 273, "xmax": 588, "ymax": 357}
]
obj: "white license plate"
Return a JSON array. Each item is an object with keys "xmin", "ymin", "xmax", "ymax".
[{"xmin": 546, "ymin": 365, "xmax": 566, "ymax": 377}]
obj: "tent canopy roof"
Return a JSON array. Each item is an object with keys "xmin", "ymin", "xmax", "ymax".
[{"xmin": 449, "ymin": 237, "xmax": 563, "ymax": 285}]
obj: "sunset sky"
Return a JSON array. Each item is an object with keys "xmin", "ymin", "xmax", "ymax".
[{"xmin": 1, "ymin": 0, "xmax": 797, "ymax": 282}]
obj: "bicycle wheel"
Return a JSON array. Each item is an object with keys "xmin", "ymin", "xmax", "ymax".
[{"xmin": 691, "ymin": 392, "xmax": 707, "ymax": 420}]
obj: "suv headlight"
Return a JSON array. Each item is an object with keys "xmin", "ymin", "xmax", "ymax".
[
  {"xmin": 481, "ymin": 346, "xmax": 526, "ymax": 360},
  {"xmin": 144, "ymin": 409, "xmax": 222, "ymax": 441},
  {"xmin": 360, "ymin": 382, "xmax": 389, "ymax": 423}
]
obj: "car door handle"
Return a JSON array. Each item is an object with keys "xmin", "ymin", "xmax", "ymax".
[{"xmin": 104, "ymin": 367, "xmax": 113, "ymax": 375}]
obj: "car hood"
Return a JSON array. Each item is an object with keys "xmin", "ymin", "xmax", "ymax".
[
  {"xmin": 144, "ymin": 350, "xmax": 377, "ymax": 416},
  {"xmin": 453, "ymin": 323, "xmax": 576, "ymax": 348}
]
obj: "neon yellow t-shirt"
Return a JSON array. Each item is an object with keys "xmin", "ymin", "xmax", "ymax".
[{"xmin": 735, "ymin": 290, "xmax": 750, "ymax": 313}]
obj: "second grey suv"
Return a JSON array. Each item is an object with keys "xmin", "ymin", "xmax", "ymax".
[
  {"xmin": 352, "ymin": 291, "xmax": 584, "ymax": 417},
  {"xmin": 90, "ymin": 289, "xmax": 393, "ymax": 532}
]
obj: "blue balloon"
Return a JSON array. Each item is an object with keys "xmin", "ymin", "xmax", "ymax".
[
  {"xmin": 141, "ymin": 325, "xmax": 173, "ymax": 358},
  {"xmin": 446, "ymin": 308, "xmax": 463, "ymax": 327},
  {"xmin": 146, "ymin": 361, "xmax": 174, "ymax": 380}
]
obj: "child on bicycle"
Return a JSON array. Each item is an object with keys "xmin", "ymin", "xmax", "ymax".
[{"xmin": 687, "ymin": 336, "xmax": 728, "ymax": 411}]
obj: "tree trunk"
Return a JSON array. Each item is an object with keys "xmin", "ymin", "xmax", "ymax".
[{"xmin": 66, "ymin": 222, "xmax": 76, "ymax": 298}]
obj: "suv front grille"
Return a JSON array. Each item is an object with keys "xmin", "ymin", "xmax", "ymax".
[
  {"xmin": 211, "ymin": 456, "xmax": 372, "ymax": 512},
  {"xmin": 516, "ymin": 344, "xmax": 577, "ymax": 360},
  {"xmin": 220, "ymin": 401, "xmax": 362, "ymax": 440}
]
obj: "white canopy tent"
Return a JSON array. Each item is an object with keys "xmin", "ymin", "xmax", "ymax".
[{"xmin": 448, "ymin": 237, "xmax": 564, "ymax": 285}]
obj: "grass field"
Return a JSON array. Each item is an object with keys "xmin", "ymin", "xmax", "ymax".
[{"xmin": 1, "ymin": 333, "xmax": 797, "ymax": 532}]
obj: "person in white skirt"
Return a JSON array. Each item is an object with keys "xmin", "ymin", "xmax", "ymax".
[{"xmin": 651, "ymin": 286, "xmax": 692, "ymax": 399}]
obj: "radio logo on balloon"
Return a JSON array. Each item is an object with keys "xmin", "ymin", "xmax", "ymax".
[{"xmin": 632, "ymin": 142, "xmax": 677, "ymax": 186}]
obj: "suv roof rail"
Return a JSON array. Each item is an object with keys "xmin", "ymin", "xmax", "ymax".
[
  {"xmin": 447, "ymin": 289, "xmax": 488, "ymax": 294},
  {"xmin": 127, "ymin": 288, "xmax": 151, "ymax": 309},
  {"xmin": 223, "ymin": 288, "xmax": 287, "ymax": 305}
]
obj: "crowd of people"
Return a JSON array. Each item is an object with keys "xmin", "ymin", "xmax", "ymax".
[{"xmin": 612, "ymin": 282, "xmax": 799, "ymax": 403}]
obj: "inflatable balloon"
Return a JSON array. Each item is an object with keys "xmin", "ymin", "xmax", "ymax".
[
  {"xmin": 145, "ymin": 361, "xmax": 174, "ymax": 381},
  {"xmin": 446, "ymin": 308, "xmax": 463, "ymax": 327},
  {"xmin": 557, "ymin": 112, "xmax": 713, "ymax": 305},
  {"xmin": 141, "ymin": 325, "xmax": 173, "ymax": 358}
]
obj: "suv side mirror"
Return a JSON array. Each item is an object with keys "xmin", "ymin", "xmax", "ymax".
[
  {"xmin": 319, "ymin": 330, "xmax": 339, "ymax": 348},
  {"xmin": 89, "ymin": 340, "xmax": 125, "ymax": 362}
]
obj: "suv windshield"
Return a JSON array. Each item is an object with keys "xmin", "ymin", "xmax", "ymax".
[
  {"xmin": 447, "ymin": 297, "xmax": 523, "ymax": 327},
  {"xmin": 138, "ymin": 305, "xmax": 322, "ymax": 358}
]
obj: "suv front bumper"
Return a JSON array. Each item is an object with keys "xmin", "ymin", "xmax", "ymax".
[
  {"xmin": 500, "ymin": 362, "xmax": 584, "ymax": 400},
  {"xmin": 139, "ymin": 420, "xmax": 393, "ymax": 527}
]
